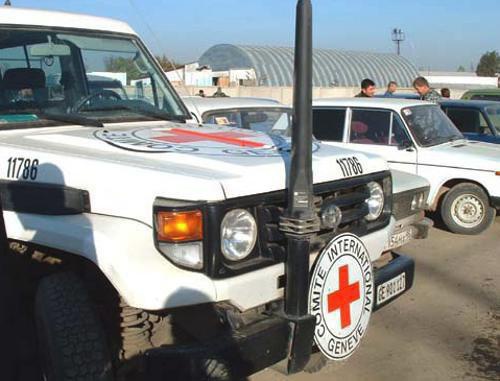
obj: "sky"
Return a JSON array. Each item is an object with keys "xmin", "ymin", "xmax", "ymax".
[{"xmin": 7, "ymin": 0, "xmax": 500, "ymax": 71}]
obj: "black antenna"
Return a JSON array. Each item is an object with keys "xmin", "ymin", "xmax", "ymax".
[
  {"xmin": 279, "ymin": 0, "xmax": 318, "ymax": 373},
  {"xmin": 392, "ymin": 28, "xmax": 405, "ymax": 55}
]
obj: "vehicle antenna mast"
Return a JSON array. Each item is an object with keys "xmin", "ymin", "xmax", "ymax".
[
  {"xmin": 392, "ymin": 28, "xmax": 405, "ymax": 55},
  {"xmin": 279, "ymin": 0, "xmax": 319, "ymax": 373}
]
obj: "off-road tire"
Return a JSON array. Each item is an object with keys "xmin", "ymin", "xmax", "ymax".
[
  {"xmin": 35, "ymin": 272, "xmax": 114, "ymax": 381},
  {"xmin": 441, "ymin": 183, "xmax": 495, "ymax": 235}
]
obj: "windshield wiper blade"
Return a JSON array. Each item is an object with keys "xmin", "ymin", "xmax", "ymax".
[
  {"xmin": 41, "ymin": 112, "xmax": 103, "ymax": 128},
  {"xmin": 87, "ymin": 104, "xmax": 186, "ymax": 123}
]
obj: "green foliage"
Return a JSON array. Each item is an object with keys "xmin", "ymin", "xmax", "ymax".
[
  {"xmin": 104, "ymin": 57, "xmax": 142, "ymax": 83},
  {"xmin": 155, "ymin": 55, "xmax": 182, "ymax": 71},
  {"xmin": 457, "ymin": 65, "xmax": 466, "ymax": 72},
  {"xmin": 476, "ymin": 51, "xmax": 500, "ymax": 77}
]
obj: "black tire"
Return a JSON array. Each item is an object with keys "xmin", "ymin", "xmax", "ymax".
[
  {"xmin": 35, "ymin": 272, "xmax": 114, "ymax": 381},
  {"xmin": 441, "ymin": 183, "xmax": 495, "ymax": 235}
]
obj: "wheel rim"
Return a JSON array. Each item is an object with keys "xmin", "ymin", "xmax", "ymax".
[{"xmin": 450, "ymin": 193, "xmax": 485, "ymax": 228}]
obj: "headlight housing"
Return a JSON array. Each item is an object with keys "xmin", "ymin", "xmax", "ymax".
[
  {"xmin": 365, "ymin": 181, "xmax": 385, "ymax": 221},
  {"xmin": 221, "ymin": 209, "xmax": 257, "ymax": 261}
]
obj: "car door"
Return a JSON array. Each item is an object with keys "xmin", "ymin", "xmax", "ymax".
[{"xmin": 347, "ymin": 108, "xmax": 418, "ymax": 174}]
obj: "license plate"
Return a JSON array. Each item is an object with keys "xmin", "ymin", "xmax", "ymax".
[
  {"xmin": 386, "ymin": 228, "xmax": 413, "ymax": 250},
  {"xmin": 377, "ymin": 272, "xmax": 406, "ymax": 305}
]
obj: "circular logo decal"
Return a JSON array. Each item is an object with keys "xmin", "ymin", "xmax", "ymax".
[
  {"xmin": 309, "ymin": 233, "xmax": 374, "ymax": 360},
  {"xmin": 93, "ymin": 125, "xmax": 315, "ymax": 157}
]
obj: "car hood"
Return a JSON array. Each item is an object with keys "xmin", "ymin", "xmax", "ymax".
[
  {"xmin": 420, "ymin": 140, "xmax": 500, "ymax": 172},
  {"xmin": 0, "ymin": 122, "xmax": 388, "ymax": 224}
]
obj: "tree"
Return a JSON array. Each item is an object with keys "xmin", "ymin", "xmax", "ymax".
[
  {"xmin": 476, "ymin": 51, "xmax": 499, "ymax": 77},
  {"xmin": 104, "ymin": 57, "xmax": 142, "ymax": 83},
  {"xmin": 155, "ymin": 55, "xmax": 182, "ymax": 72},
  {"xmin": 457, "ymin": 65, "xmax": 466, "ymax": 72}
]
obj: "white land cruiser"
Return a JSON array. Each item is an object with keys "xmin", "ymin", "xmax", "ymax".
[
  {"xmin": 0, "ymin": 6, "xmax": 415, "ymax": 381},
  {"xmin": 312, "ymin": 98, "xmax": 500, "ymax": 235},
  {"xmin": 185, "ymin": 96, "xmax": 432, "ymax": 250}
]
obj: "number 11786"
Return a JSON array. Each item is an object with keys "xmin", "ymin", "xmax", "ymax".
[{"xmin": 6, "ymin": 157, "xmax": 39, "ymax": 180}]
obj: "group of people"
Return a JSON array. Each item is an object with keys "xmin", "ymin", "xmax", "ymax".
[
  {"xmin": 196, "ymin": 87, "xmax": 228, "ymax": 98},
  {"xmin": 355, "ymin": 77, "xmax": 451, "ymax": 102}
]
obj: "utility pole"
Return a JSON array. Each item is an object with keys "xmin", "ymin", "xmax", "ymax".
[{"xmin": 391, "ymin": 28, "xmax": 405, "ymax": 55}]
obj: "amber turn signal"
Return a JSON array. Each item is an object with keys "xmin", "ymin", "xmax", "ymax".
[{"xmin": 156, "ymin": 210, "xmax": 203, "ymax": 242}]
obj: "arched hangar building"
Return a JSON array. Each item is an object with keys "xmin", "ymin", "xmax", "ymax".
[{"xmin": 199, "ymin": 44, "xmax": 419, "ymax": 88}]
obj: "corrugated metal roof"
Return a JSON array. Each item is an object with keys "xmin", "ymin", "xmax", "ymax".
[{"xmin": 199, "ymin": 44, "xmax": 419, "ymax": 88}]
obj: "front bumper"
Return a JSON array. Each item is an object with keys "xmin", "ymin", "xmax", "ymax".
[
  {"xmin": 385, "ymin": 213, "xmax": 433, "ymax": 251},
  {"xmin": 144, "ymin": 252, "xmax": 415, "ymax": 380}
]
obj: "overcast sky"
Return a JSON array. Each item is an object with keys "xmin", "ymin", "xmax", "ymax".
[{"xmin": 9, "ymin": 0, "xmax": 500, "ymax": 71}]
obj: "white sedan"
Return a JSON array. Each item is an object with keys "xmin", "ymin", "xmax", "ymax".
[{"xmin": 312, "ymin": 97, "xmax": 500, "ymax": 235}]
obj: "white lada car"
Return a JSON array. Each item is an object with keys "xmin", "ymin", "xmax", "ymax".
[{"xmin": 312, "ymin": 98, "xmax": 500, "ymax": 235}]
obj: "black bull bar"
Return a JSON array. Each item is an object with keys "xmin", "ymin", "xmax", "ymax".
[{"xmin": 144, "ymin": 253, "xmax": 414, "ymax": 380}]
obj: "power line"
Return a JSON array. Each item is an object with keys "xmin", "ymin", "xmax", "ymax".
[{"xmin": 391, "ymin": 28, "xmax": 405, "ymax": 55}]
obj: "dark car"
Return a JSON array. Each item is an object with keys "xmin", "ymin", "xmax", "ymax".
[{"xmin": 440, "ymin": 100, "xmax": 500, "ymax": 144}]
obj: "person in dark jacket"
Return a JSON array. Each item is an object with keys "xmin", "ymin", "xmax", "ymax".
[{"xmin": 355, "ymin": 78, "xmax": 376, "ymax": 98}]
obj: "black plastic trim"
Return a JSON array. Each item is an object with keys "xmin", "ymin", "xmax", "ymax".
[{"xmin": 0, "ymin": 180, "xmax": 90, "ymax": 215}]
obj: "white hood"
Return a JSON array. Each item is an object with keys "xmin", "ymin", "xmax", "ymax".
[
  {"xmin": 0, "ymin": 122, "xmax": 388, "ymax": 225},
  {"xmin": 420, "ymin": 140, "xmax": 500, "ymax": 172}
]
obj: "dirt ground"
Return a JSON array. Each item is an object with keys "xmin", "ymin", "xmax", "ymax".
[
  {"xmin": 254, "ymin": 218, "xmax": 500, "ymax": 381},
  {"xmin": 0, "ymin": 218, "xmax": 498, "ymax": 381}
]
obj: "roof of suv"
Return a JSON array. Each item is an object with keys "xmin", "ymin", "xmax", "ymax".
[
  {"xmin": 313, "ymin": 97, "xmax": 431, "ymax": 110},
  {"xmin": 0, "ymin": 7, "xmax": 135, "ymax": 35}
]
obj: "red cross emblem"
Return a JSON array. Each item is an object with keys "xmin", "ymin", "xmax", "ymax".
[
  {"xmin": 153, "ymin": 128, "xmax": 265, "ymax": 148},
  {"xmin": 327, "ymin": 265, "xmax": 361, "ymax": 329}
]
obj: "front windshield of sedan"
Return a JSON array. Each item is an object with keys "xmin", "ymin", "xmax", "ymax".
[
  {"xmin": 484, "ymin": 105, "xmax": 500, "ymax": 134},
  {"xmin": 203, "ymin": 108, "xmax": 292, "ymax": 135},
  {"xmin": 0, "ymin": 28, "xmax": 188, "ymax": 128},
  {"xmin": 401, "ymin": 105, "xmax": 463, "ymax": 146}
]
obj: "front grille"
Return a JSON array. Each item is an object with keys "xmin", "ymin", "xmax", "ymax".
[
  {"xmin": 392, "ymin": 187, "xmax": 429, "ymax": 220},
  {"xmin": 259, "ymin": 182, "xmax": 373, "ymax": 259}
]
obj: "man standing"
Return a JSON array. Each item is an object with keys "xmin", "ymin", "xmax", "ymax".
[
  {"xmin": 384, "ymin": 81, "xmax": 397, "ymax": 97},
  {"xmin": 413, "ymin": 77, "xmax": 441, "ymax": 103},
  {"xmin": 355, "ymin": 78, "xmax": 376, "ymax": 98}
]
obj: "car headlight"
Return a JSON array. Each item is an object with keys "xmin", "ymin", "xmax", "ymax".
[
  {"xmin": 221, "ymin": 209, "xmax": 257, "ymax": 261},
  {"xmin": 365, "ymin": 181, "xmax": 385, "ymax": 221},
  {"xmin": 411, "ymin": 192, "xmax": 425, "ymax": 211}
]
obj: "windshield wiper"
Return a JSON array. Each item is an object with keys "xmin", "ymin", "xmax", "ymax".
[
  {"xmin": 86, "ymin": 103, "xmax": 186, "ymax": 123},
  {"xmin": 41, "ymin": 112, "xmax": 103, "ymax": 128}
]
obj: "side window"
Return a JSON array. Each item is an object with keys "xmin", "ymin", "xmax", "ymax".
[
  {"xmin": 479, "ymin": 112, "xmax": 492, "ymax": 135},
  {"xmin": 312, "ymin": 109, "xmax": 345, "ymax": 141},
  {"xmin": 390, "ymin": 114, "xmax": 411, "ymax": 146},
  {"xmin": 445, "ymin": 108, "xmax": 480, "ymax": 133},
  {"xmin": 349, "ymin": 109, "xmax": 391, "ymax": 145}
]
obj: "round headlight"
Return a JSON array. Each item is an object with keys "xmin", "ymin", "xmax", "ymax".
[
  {"xmin": 365, "ymin": 181, "xmax": 384, "ymax": 221},
  {"xmin": 221, "ymin": 209, "xmax": 257, "ymax": 261}
]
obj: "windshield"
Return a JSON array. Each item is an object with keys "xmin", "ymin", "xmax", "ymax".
[
  {"xmin": 0, "ymin": 28, "xmax": 188, "ymax": 129},
  {"xmin": 203, "ymin": 108, "xmax": 292, "ymax": 135},
  {"xmin": 401, "ymin": 105, "xmax": 463, "ymax": 146},
  {"xmin": 484, "ymin": 104, "xmax": 500, "ymax": 134}
]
